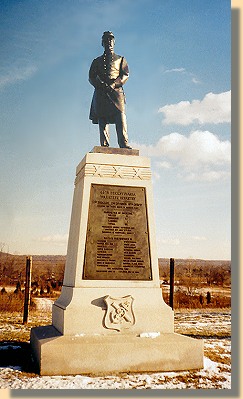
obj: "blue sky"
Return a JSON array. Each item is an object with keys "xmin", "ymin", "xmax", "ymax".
[{"xmin": 0, "ymin": 0, "xmax": 231, "ymax": 259}]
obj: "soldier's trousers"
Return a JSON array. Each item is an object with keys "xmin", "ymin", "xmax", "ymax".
[{"xmin": 98, "ymin": 112, "xmax": 129, "ymax": 148}]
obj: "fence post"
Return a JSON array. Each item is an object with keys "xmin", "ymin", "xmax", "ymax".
[
  {"xmin": 169, "ymin": 258, "xmax": 175, "ymax": 310},
  {"xmin": 23, "ymin": 256, "xmax": 32, "ymax": 324}
]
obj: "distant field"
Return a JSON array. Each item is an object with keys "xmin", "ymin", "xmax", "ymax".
[{"xmin": 0, "ymin": 251, "xmax": 231, "ymax": 311}]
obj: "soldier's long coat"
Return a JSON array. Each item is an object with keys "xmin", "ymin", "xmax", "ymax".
[{"xmin": 89, "ymin": 53, "xmax": 129, "ymax": 124}]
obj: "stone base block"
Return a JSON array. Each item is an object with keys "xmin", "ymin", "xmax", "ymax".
[{"xmin": 30, "ymin": 325, "xmax": 204, "ymax": 376}]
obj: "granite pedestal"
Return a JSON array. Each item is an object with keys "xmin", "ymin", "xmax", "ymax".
[{"xmin": 30, "ymin": 147, "xmax": 203, "ymax": 375}]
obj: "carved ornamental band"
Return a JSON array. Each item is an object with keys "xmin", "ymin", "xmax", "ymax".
[{"xmin": 75, "ymin": 164, "xmax": 151, "ymax": 184}]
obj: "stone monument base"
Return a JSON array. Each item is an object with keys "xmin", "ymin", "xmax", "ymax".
[
  {"xmin": 31, "ymin": 325, "xmax": 203, "ymax": 375},
  {"xmin": 30, "ymin": 148, "xmax": 203, "ymax": 375}
]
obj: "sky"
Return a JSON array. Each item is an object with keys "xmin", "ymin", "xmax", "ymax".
[{"xmin": 0, "ymin": 0, "xmax": 231, "ymax": 260}]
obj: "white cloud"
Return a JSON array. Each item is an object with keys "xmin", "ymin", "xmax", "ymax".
[
  {"xmin": 152, "ymin": 170, "xmax": 161, "ymax": 180},
  {"xmin": 157, "ymin": 161, "xmax": 172, "ymax": 169},
  {"xmin": 0, "ymin": 65, "xmax": 37, "ymax": 90},
  {"xmin": 191, "ymin": 77, "xmax": 201, "ymax": 84},
  {"xmin": 192, "ymin": 236, "xmax": 207, "ymax": 241},
  {"xmin": 158, "ymin": 91, "xmax": 231, "ymax": 125},
  {"xmin": 162, "ymin": 67, "xmax": 200, "ymax": 85},
  {"xmin": 164, "ymin": 67, "xmax": 186, "ymax": 73},
  {"xmin": 38, "ymin": 234, "xmax": 68, "ymax": 245},
  {"xmin": 132, "ymin": 130, "xmax": 231, "ymax": 182},
  {"xmin": 184, "ymin": 169, "xmax": 230, "ymax": 182},
  {"xmin": 157, "ymin": 237, "xmax": 180, "ymax": 246}
]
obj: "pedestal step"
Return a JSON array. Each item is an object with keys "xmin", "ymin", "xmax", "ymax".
[{"xmin": 31, "ymin": 325, "xmax": 204, "ymax": 376}]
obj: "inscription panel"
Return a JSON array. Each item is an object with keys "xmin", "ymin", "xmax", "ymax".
[{"xmin": 83, "ymin": 184, "xmax": 152, "ymax": 280}]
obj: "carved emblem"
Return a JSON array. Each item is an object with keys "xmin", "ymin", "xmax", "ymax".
[{"xmin": 104, "ymin": 295, "xmax": 135, "ymax": 331}]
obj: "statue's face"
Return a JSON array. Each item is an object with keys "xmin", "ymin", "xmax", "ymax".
[{"xmin": 102, "ymin": 36, "xmax": 115, "ymax": 52}]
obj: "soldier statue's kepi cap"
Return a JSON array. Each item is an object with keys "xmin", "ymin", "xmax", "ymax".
[{"xmin": 102, "ymin": 31, "xmax": 115, "ymax": 40}]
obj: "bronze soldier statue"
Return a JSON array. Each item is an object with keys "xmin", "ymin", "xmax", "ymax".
[{"xmin": 89, "ymin": 31, "xmax": 131, "ymax": 148}]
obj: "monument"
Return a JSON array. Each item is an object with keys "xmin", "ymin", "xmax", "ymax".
[{"xmin": 30, "ymin": 32, "xmax": 203, "ymax": 375}]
